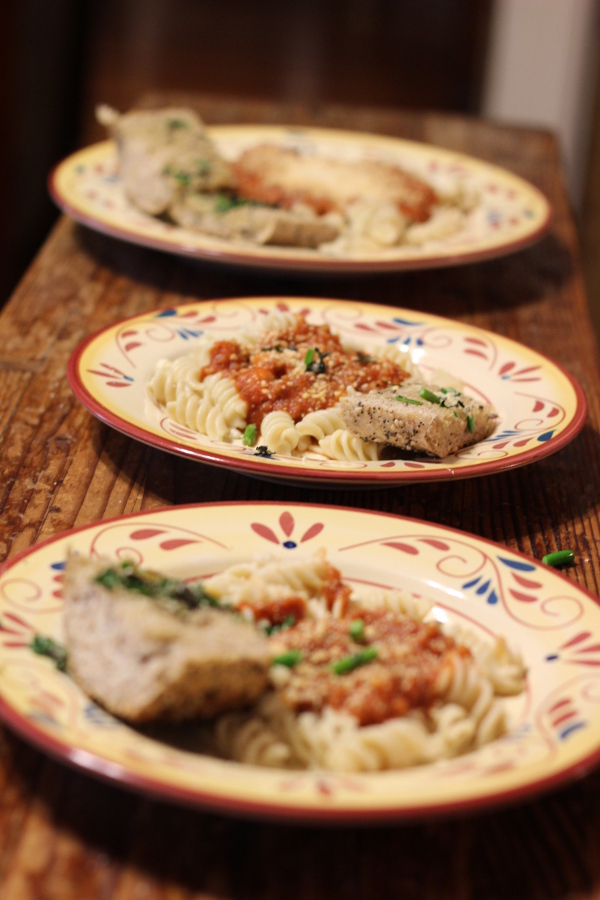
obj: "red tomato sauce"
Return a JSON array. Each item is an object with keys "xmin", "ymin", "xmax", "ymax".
[
  {"xmin": 200, "ymin": 317, "xmax": 410, "ymax": 428},
  {"xmin": 239, "ymin": 562, "xmax": 349, "ymax": 626},
  {"xmin": 270, "ymin": 608, "xmax": 471, "ymax": 727}
]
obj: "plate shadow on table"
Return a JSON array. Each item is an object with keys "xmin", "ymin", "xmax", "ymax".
[
  {"xmin": 89, "ymin": 413, "xmax": 597, "ymax": 558},
  {"xmin": 2, "ymin": 726, "xmax": 598, "ymax": 899},
  {"xmin": 75, "ymin": 225, "xmax": 572, "ymax": 321}
]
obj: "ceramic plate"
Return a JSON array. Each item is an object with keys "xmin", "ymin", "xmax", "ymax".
[
  {"xmin": 49, "ymin": 126, "xmax": 551, "ymax": 273},
  {"xmin": 1, "ymin": 502, "xmax": 600, "ymax": 822},
  {"xmin": 67, "ymin": 296, "xmax": 585, "ymax": 487}
]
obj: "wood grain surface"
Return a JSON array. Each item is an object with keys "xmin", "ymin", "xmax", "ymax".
[{"xmin": 1, "ymin": 94, "xmax": 599, "ymax": 899}]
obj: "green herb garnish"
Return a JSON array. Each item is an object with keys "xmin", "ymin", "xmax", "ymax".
[
  {"xmin": 261, "ymin": 345, "xmax": 284, "ymax": 353},
  {"xmin": 196, "ymin": 158, "xmax": 211, "ymax": 175},
  {"xmin": 255, "ymin": 445, "xmax": 275, "ymax": 458},
  {"xmin": 331, "ymin": 647, "xmax": 378, "ymax": 675},
  {"xmin": 214, "ymin": 193, "xmax": 251, "ymax": 213},
  {"xmin": 439, "ymin": 386, "xmax": 463, "ymax": 408},
  {"xmin": 542, "ymin": 550, "xmax": 575, "ymax": 568},
  {"xmin": 243, "ymin": 424, "xmax": 258, "ymax": 446},
  {"xmin": 356, "ymin": 352, "xmax": 375, "ymax": 364},
  {"xmin": 94, "ymin": 563, "xmax": 219, "ymax": 609},
  {"xmin": 304, "ymin": 348, "xmax": 328, "ymax": 374},
  {"xmin": 265, "ymin": 615, "xmax": 296, "ymax": 636},
  {"xmin": 418, "ymin": 388, "xmax": 442, "ymax": 405},
  {"xmin": 163, "ymin": 166, "xmax": 192, "ymax": 187},
  {"xmin": 168, "ymin": 118, "xmax": 188, "ymax": 130},
  {"xmin": 466, "ymin": 413, "xmax": 475, "ymax": 434},
  {"xmin": 273, "ymin": 650, "xmax": 303, "ymax": 668},
  {"xmin": 395, "ymin": 395, "xmax": 423, "ymax": 405},
  {"xmin": 30, "ymin": 635, "xmax": 67, "ymax": 672},
  {"xmin": 95, "ymin": 567, "xmax": 122, "ymax": 590},
  {"xmin": 349, "ymin": 619, "xmax": 366, "ymax": 644},
  {"xmin": 169, "ymin": 582, "xmax": 221, "ymax": 608}
]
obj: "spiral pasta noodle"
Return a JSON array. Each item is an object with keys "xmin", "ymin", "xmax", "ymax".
[
  {"xmin": 318, "ymin": 429, "xmax": 381, "ymax": 461},
  {"xmin": 163, "ymin": 373, "xmax": 247, "ymax": 441},
  {"xmin": 147, "ymin": 312, "xmax": 426, "ymax": 460},
  {"xmin": 208, "ymin": 553, "xmax": 334, "ymax": 608},
  {"xmin": 259, "ymin": 411, "xmax": 302, "ymax": 455},
  {"xmin": 203, "ymin": 553, "xmax": 526, "ymax": 772},
  {"xmin": 296, "ymin": 407, "xmax": 345, "ymax": 441}
]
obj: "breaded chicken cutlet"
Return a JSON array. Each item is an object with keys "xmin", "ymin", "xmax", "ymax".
[
  {"xmin": 340, "ymin": 381, "xmax": 496, "ymax": 458},
  {"xmin": 64, "ymin": 556, "xmax": 270, "ymax": 724},
  {"xmin": 232, "ymin": 144, "xmax": 439, "ymax": 221}
]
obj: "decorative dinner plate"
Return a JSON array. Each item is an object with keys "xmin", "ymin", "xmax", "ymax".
[
  {"xmin": 49, "ymin": 125, "xmax": 551, "ymax": 273},
  {"xmin": 1, "ymin": 502, "xmax": 600, "ymax": 822},
  {"xmin": 67, "ymin": 296, "xmax": 585, "ymax": 487}
]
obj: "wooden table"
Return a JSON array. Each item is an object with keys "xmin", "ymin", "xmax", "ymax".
[{"xmin": 1, "ymin": 93, "xmax": 600, "ymax": 899}]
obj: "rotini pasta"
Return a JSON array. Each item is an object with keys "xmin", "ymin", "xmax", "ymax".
[
  {"xmin": 295, "ymin": 407, "xmax": 345, "ymax": 442},
  {"xmin": 203, "ymin": 552, "xmax": 526, "ymax": 772},
  {"xmin": 317, "ymin": 429, "xmax": 380, "ymax": 462},
  {"xmin": 164, "ymin": 372, "xmax": 247, "ymax": 441},
  {"xmin": 148, "ymin": 351, "xmax": 207, "ymax": 406},
  {"xmin": 259, "ymin": 411, "xmax": 302, "ymax": 455},
  {"xmin": 147, "ymin": 313, "xmax": 415, "ymax": 461},
  {"xmin": 208, "ymin": 553, "xmax": 333, "ymax": 608},
  {"xmin": 320, "ymin": 190, "xmax": 472, "ymax": 258}
]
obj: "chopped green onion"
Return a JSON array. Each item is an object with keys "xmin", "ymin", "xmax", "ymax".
[
  {"xmin": 214, "ymin": 193, "xmax": 252, "ymax": 213},
  {"xmin": 356, "ymin": 352, "xmax": 375, "ymax": 363},
  {"xmin": 168, "ymin": 118, "xmax": 188, "ymax": 129},
  {"xmin": 266, "ymin": 615, "xmax": 296, "ymax": 636},
  {"xmin": 171, "ymin": 583, "xmax": 221, "ymax": 608},
  {"xmin": 542, "ymin": 550, "xmax": 575, "ymax": 568},
  {"xmin": 467, "ymin": 413, "xmax": 475, "ymax": 434},
  {"xmin": 243, "ymin": 424, "xmax": 257, "ymax": 446},
  {"xmin": 440, "ymin": 387, "xmax": 460, "ymax": 395},
  {"xmin": 349, "ymin": 619, "xmax": 366, "ymax": 643},
  {"xmin": 95, "ymin": 568, "xmax": 122, "ymax": 590},
  {"xmin": 304, "ymin": 348, "xmax": 327, "ymax": 374},
  {"xmin": 165, "ymin": 169, "xmax": 192, "ymax": 186},
  {"xmin": 453, "ymin": 411, "xmax": 458, "ymax": 418},
  {"xmin": 94, "ymin": 565, "xmax": 219, "ymax": 609},
  {"xmin": 255, "ymin": 445, "xmax": 274, "ymax": 458},
  {"xmin": 30, "ymin": 635, "xmax": 67, "ymax": 672},
  {"xmin": 418, "ymin": 388, "xmax": 442, "ymax": 405},
  {"xmin": 331, "ymin": 647, "xmax": 378, "ymax": 675},
  {"xmin": 215, "ymin": 194, "xmax": 235, "ymax": 212},
  {"xmin": 395, "ymin": 395, "xmax": 423, "ymax": 405},
  {"xmin": 272, "ymin": 650, "xmax": 302, "ymax": 668}
]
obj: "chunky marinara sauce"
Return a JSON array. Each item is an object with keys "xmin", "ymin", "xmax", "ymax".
[
  {"xmin": 270, "ymin": 608, "xmax": 471, "ymax": 727},
  {"xmin": 236, "ymin": 562, "xmax": 351, "ymax": 628},
  {"xmin": 200, "ymin": 317, "xmax": 410, "ymax": 428}
]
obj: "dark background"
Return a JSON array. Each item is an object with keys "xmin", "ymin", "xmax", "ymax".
[
  {"xmin": 7, "ymin": 0, "xmax": 600, "ymax": 337},
  {"xmin": 1, "ymin": 0, "xmax": 492, "ymax": 307}
]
